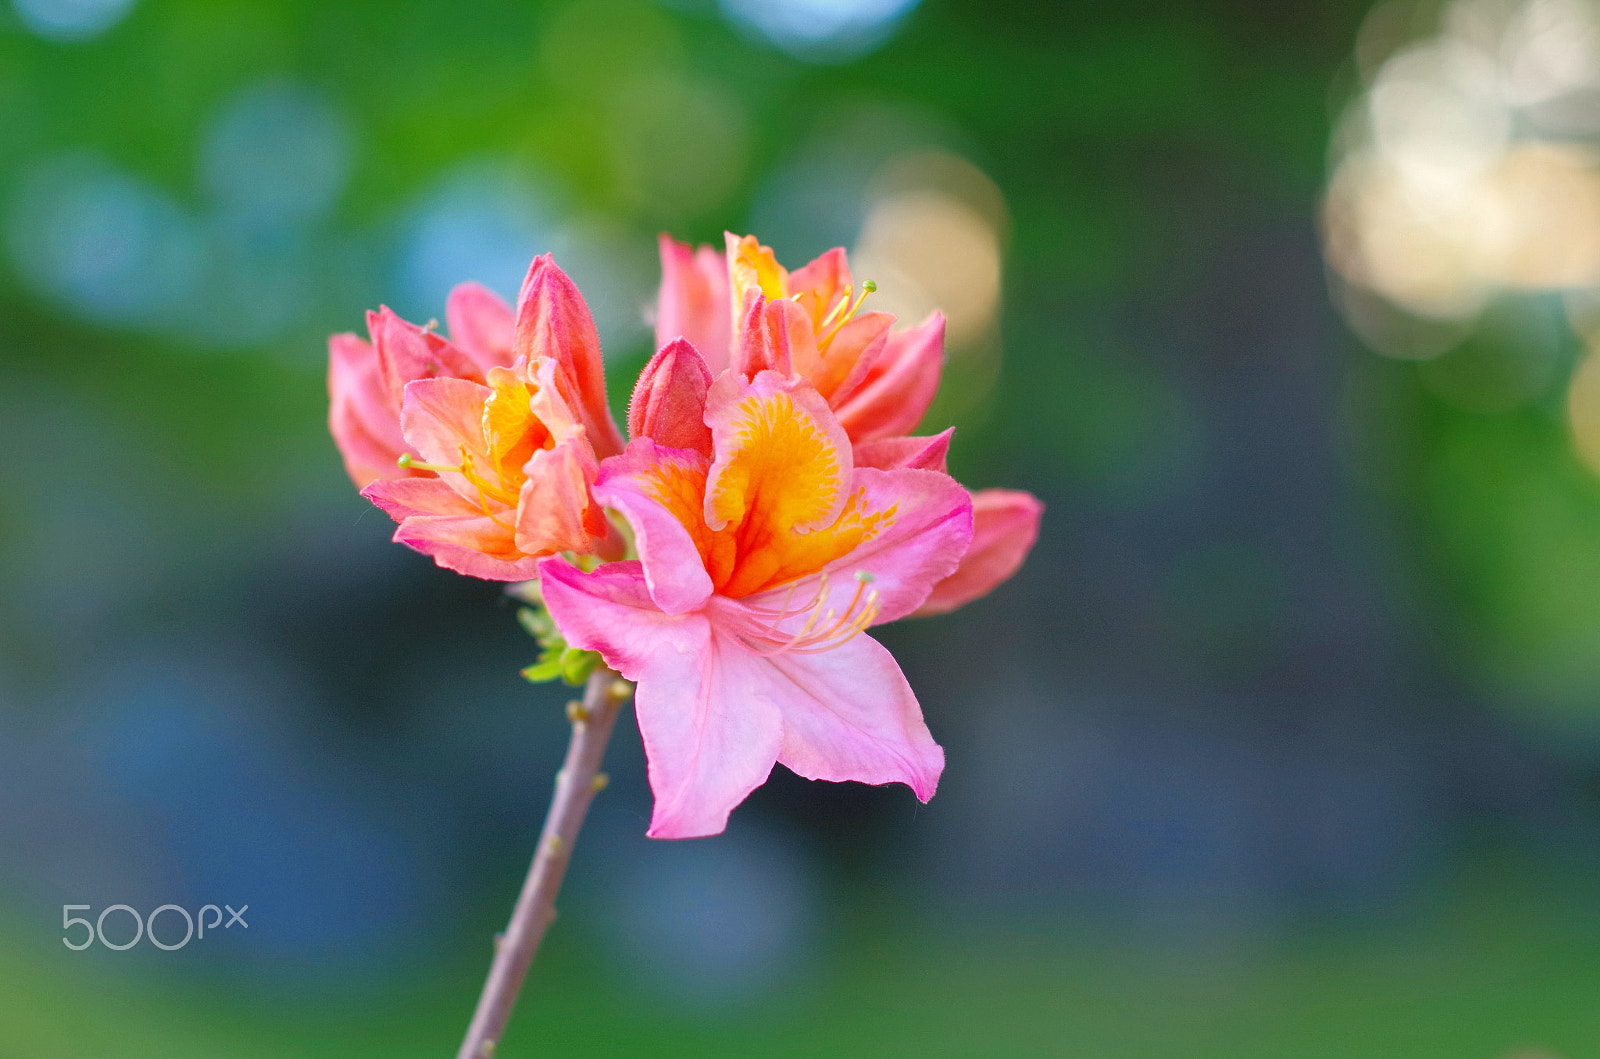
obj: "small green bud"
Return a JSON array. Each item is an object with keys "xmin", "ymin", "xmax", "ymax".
[
  {"xmin": 521, "ymin": 656, "xmax": 564, "ymax": 683},
  {"xmin": 560, "ymin": 648, "xmax": 601, "ymax": 686}
]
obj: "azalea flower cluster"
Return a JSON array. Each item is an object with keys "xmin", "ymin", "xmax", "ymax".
[{"xmin": 329, "ymin": 234, "xmax": 1042, "ymax": 838}]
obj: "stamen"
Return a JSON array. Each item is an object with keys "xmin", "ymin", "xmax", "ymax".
[
  {"xmin": 817, "ymin": 280, "xmax": 876, "ymax": 354},
  {"xmin": 455, "ymin": 447, "xmax": 516, "ymax": 529},
  {"xmin": 399, "ymin": 452, "xmax": 515, "ymax": 530},
  {"xmin": 741, "ymin": 569, "xmax": 880, "ymax": 656},
  {"xmin": 397, "ymin": 453, "xmax": 462, "ymax": 474}
]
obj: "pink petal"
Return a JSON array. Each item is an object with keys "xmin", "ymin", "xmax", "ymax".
[
  {"xmin": 747, "ymin": 625, "xmax": 943, "ymax": 802},
  {"xmin": 446, "ymin": 281, "xmax": 516, "ymax": 372},
  {"xmin": 329, "ymin": 331, "xmax": 410, "ymax": 487},
  {"xmin": 655, "ymin": 235, "xmax": 732, "ymax": 374},
  {"xmin": 853, "ymin": 429, "xmax": 953, "ymax": 473},
  {"xmin": 914, "ymin": 488, "xmax": 1043, "ymax": 616},
  {"xmin": 805, "ymin": 310, "xmax": 892, "ymax": 404},
  {"xmin": 362, "ymin": 476, "xmax": 479, "ymax": 519},
  {"xmin": 833, "ymin": 312, "xmax": 945, "ymax": 443},
  {"xmin": 732, "ymin": 295, "xmax": 801, "ymax": 378},
  {"xmin": 592, "ymin": 440, "xmax": 714, "ymax": 615},
  {"xmin": 368, "ymin": 305, "xmax": 483, "ymax": 407},
  {"xmin": 391, "ymin": 513, "xmax": 543, "ymax": 581},
  {"xmin": 514, "ymin": 437, "xmax": 606, "ymax": 558},
  {"xmin": 512, "ymin": 255, "xmax": 625, "ymax": 460},
  {"xmin": 732, "ymin": 465, "xmax": 969, "ymax": 624},
  {"xmin": 540, "ymin": 558, "xmax": 783, "ymax": 839},
  {"xmin": 398, "ymin": 375, "xmax": 492, "ymax": 479},
  {"xmin": 627, "ymin": 337, "xmax": 713, "ymax": 456},
  {"xmin": 786, "ymin": 247, "xmax": 851, "ymax": 316}
]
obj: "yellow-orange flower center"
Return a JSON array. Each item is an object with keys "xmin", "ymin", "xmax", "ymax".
[
  {"xmin": 399, "ymin": 366, "xmax": 554, "ymax": 522},
  {"xmin": 643, "ymin": 390, "xmax": 896, "ymax": 598}
]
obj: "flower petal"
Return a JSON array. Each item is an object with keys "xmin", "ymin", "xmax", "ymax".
[
  {"xmin": 732, "ymin": 294, "xmax": 800, "ymax": 378},
  {"xmin": 914, "ymin": 488, "xmax": 1043, "ymax": 616},
  {"xmin": 540, "ymin": 558, "xmax": 783, "ymax": 839},
  {"xmin": 752, "ymin": 626, "xmax": 943, "ymax": 802},
  {"xmin": 798, "ymin": 466, "xmax": 972, "ymax": 624},
  {"xmin": 362, "ymin": 476, "xmax": 479, "ymax": 519},
  {"xmin": 592, "ymin": 440, "xmax": 715, "ymax": 615},
  {"xmin": 446, "ymin": 281, "xmax": 516, "ymax": 372},
  {"xmin": 329, "ymin": 331, "xmax": 409, "ymax": 487},
  {"xmin": 786, "ymin": 247, "xmax": 851, "ymax": 323},
  {"xmin": 833, "ymin": 312, "xmax": 945, "ymax": 443},
  {"xmin": 369, "ymin": 305, "xmax": 483, "ymax": 407},
  {"xmin": 703, "ymin": 369, "xmax": 853, "ymax": 535},
  {"xmin": 398, "ymin": 376, "xmax": 496, "ymax": 502},
  {"xmin": 627, "ymin": 337, "xmax": 713, "ymax": 456},
  {"xmin": 512, "ymin": 255, "xmax": 625, "ymax": 460},
  {"xmin": 803, "ymin": 310, "xmax": 892, "ymax": 404},
  {"xmin": 853, "ymin": 428, "xmax": 953, "ymax": 473},
  {"xmin": 515, "ymin": 437, "xmax": 606, "ymax": 557},
  {"xmin": 656, "ymin": 235, "xmax": 732, "ymax": 374},
  {"xmin": 391, "ymin": 513, "xmax": 543, "ymax": 581},
  {"xmin": 726, "ymin": 231, "xmax": 788, "ymax": 348}
]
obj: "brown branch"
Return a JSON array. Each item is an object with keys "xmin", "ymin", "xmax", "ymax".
[{"xmin": 456, "ymin": 666, "xmax": 632, "ymax": 1059}]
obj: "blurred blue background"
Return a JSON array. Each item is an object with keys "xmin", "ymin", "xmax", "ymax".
[{"xmin": 4, "ymin": 0, "xmax": 1600, "ymax": 1055}]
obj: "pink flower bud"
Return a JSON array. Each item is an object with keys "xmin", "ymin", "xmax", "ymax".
[{"xmin": 628, "ymin": 338, "xmax": 714, "ymax": 455}]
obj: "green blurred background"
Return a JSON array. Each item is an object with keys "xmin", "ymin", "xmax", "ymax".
[{"xmin": 4, "ymin": 0, "xmax": 1600, "ymax": 1055}]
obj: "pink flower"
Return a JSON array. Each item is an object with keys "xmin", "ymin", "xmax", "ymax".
[
  {"xmin": 344, "ymin": 256, "xmax": 626, "ymax": 580},
  {"xmin": 540, "ymin": 369, "xmax": 972, "ymax": 838},
  {"xmin": 653, "ymin": 233, "xmax": 944, "ymax": 444},
  {"xmin": 328, "ymin": 283, "xmax": 514, "ymax": 489},
  {"xmin": 651, "ymin": 232, "xmax": 1042, "ymax": 618}
]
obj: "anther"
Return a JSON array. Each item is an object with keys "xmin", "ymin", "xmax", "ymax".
[{"xmin": 396, "ymin": 452, "xmax": 461, "ymax": 474}]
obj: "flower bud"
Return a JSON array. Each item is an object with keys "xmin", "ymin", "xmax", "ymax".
[{"xmin": 627, "ymin": 338, "xmax": 714, "ymax": 454}]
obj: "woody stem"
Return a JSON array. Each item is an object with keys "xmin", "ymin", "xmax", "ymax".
[{"xmin": 456, "ymin": 666, "xmax": 632, "ymax": 1059}]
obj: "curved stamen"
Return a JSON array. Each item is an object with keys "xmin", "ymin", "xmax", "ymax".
[
  {"xmin": 398, "ymin": 451, "xmax": 515, "ymax": 530},
  {"xmin": 816, "ymin": 280, "xmax": 877, "ymax": 355},
  {"xmin": 742, "ymin": 570, "xmax": 879, "ymax": 656}
]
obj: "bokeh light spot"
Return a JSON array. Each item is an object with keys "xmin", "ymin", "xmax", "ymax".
[
  {"xmin": 852, "ymin": 155, "xmax": 1004, "ymax": 348},
  {"xmin": 4, "ymin": 152, "xmax": 203, "ymax": 327},
  {"xmin": 1324, "ymin": 0, "xmax": 1600, "ymax": 363},
  {"xmin": 718, "ymin": 0, "xmax": 923, "ymax": 61},
  {"xmin": 198, "ymin": 79, "xmax": 352, "ymax": 229},
  {"xmin": 395, "ymin": 161, "xmax": 554, "ymax": 319},
  {"xmin": 11, "ymin": 0, "xmax": 136, "ymax": 42}
]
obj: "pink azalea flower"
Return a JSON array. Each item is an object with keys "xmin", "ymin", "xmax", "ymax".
[
  {"xmin": 655, "ymin": 232, "xmax": 945, "ymax": 444},
  {"xmin": 540, "ymin": 369, "xmax": 973, "ymax": 838},
  {"xmin": 327, "ymin": 283, "xmax": 514, "ymax": 489},
  {"xmin": 341, "ymin": 256, "xmax": 626, "ymax": 580},
  {"xmin": 653, "ymin": 233, "xmax": 1043, "ymax": 618}
]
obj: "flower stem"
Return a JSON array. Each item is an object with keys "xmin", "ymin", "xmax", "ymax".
[{"xmin": 456, "ymin": 666, "xmax": 632, "ymax": 1059}]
